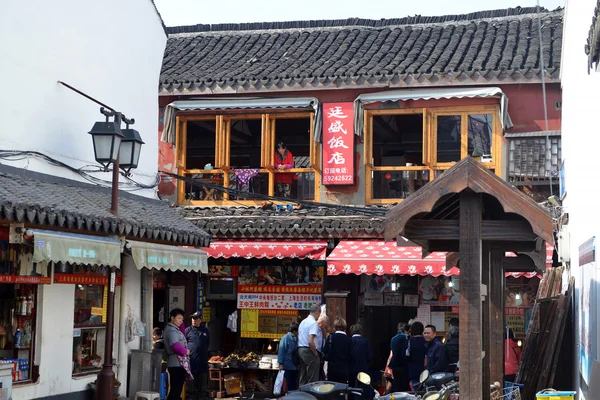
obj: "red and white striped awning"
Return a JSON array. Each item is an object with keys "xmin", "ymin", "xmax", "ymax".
[
  {"xmin": 327, "ymin": 240, "xmax": 553, "ymax": 277},
  {"xmin": 204, "ymin": 239, "xmax": 327, "ymax": 260}
]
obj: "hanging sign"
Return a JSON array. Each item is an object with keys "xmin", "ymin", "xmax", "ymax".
[
  {"xmin": 237, "ymin": 285, "xmax": 322, "ymax": 310},
  {"xmin": 363, "ymin": 291, "xmax": 383, "ymax": 306},
  {"xmin": 322, "ymin": 102, "xmax": 355, "ymax": 185},
  {"xmin": 384, "ymin": 292, "xmax": 403, "ymax": 306},
  {"xmin": 241, "ymin": 309, "xmax": 298, "ymax": 339}
]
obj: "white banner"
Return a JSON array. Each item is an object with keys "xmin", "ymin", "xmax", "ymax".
[{"xmin": 237, "ymin": 293, "xmax": 321, "ymax": 310}]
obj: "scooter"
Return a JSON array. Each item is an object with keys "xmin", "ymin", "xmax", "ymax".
[
  {"xmin": 359, "ymin": 370, "xmax": 431, "ymax": 400},
  {"xmin": 275, "ymin": 378, "xmax": 364, "ymax": 400}
]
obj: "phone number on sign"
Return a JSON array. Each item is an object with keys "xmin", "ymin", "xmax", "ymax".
[{"xmin": 324, "ymin": 175, "xmax": 353, "ymax": 182}]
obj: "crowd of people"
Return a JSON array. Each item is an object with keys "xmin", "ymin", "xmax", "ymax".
[{"xmin": 279, "ymin": 309, "xmax": 522, "ymax": 394}]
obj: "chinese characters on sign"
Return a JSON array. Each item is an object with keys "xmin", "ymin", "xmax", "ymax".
[
  {"xmin": 241, "ymin": 309, "xmax": 299, "ymax": 339},
  {"xmin": 322, "ymin": 103, "xmax": 355, "ymax": 185},
  {"xmin": 237, "ymin": 285, "xmax": 322, "ymax": 310}
]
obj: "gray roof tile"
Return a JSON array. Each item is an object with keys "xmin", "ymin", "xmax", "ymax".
[
  {"xmin": 160, "ymin": 7, "xmax": 563, "ymax": 94},
  {"xmin": 180, "ymin": 205, "xmax": 387, "ymax": 239},
  {"xmin": 0, "ymin": 171, "xmax": 211, "ymax": 246}
]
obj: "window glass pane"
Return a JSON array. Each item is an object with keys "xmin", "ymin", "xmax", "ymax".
[
  {"xmin": 436, "ymin": 115, "xmax": 461, "ymax": 163},
  {"xmin": 73, "ymin": 328, "xmax": 104, "ymax": 374},
  {"xmin": 186, "ymin": 119, "xmax": 216, "ymax": 170},
  {"xmin": 372, "ymin": 114, "xmax": 424, "ymax": 167},
  {"xmin": 74, "ymin": 285, "xmax": 105, "ymax": 327},
  {"xmin": 372, "ymin": 169, "xmax": 430, "ymax": 199},
  {"xmin": 468, "ymin": 114, "xmax": 493, "ymax": 160}
]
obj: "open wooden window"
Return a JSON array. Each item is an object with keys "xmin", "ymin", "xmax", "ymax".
[
  {"xmin": 365, "ymin": 109, "xmax": 432, "ymax": 204},
  {"xmin": 365, "ymin": 105, "xmax": 502, "ymax": 205},
  {"xmin": 176, "ymin": 112, "xmax": 319, "ymax": 205}
]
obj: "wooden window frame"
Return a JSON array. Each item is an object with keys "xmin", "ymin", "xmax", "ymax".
[
  {"xmin": 176, "ymin": 112, "xmax": 319, "ymax": 206},
  {"xmin": 365, "ymin": 105, "xmax": 503, "ymax": 205}
]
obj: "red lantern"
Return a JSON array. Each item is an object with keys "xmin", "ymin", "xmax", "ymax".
[{"xmin": 385, "ymin": 173, "xmax": 391, "ymax": 179}]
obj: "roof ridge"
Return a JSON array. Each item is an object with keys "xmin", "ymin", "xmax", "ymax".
[{"xmin": 166, "ymin": 7, "xmax": 562, "ymax": 36}]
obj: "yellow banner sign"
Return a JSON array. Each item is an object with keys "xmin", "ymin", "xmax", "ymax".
[{"xmin": 241, "ymin": 309, "xmax": 299, "ymax": 339}]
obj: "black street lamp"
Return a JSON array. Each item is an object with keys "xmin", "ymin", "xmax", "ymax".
[
  {"xmin": 88, "ymin": 106, "xmax": 143, "ymax": 400},
  {"xmin": 119, "ymin": 124, "xmax": 145, "ymax": 176}
]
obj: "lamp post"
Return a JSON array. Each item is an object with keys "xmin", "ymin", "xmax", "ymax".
[{"xmin": 88, "ymin": 107, "xmax": 143, "ymax": 399}]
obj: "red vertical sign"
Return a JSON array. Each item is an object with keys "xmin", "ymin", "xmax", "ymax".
[{"xmin": 322, "ymin": 102, "xmax": 355, "ymax": 185}]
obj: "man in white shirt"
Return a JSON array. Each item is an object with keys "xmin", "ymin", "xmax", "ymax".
[{"xmin": 298, "ymin": 304, "xmax": 322, "ymax": 384}]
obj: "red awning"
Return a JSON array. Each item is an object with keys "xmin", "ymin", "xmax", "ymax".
[
  {"xmin": 205, "ymin": 239, "xmax": 327, "ymax": 260},
  {"xmin": 327, "ymin": 240, "xmax": 553, "ymax": 277}
]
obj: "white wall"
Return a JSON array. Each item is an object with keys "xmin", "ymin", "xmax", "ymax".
[
  {"xmin": 0, "ymin": 0, "xmax": 166, "ymax": 198},
  {"xmin": 117, "ymin": 257, "xmax": 143, "ymax": 397},
  {"xmin": 561, "ymin": 0, "xmax": 600, "ymax": 398}
]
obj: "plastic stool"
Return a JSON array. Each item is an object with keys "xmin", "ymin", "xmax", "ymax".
[{"xmin": 135, "ymin": 392, "xmax": 160, "ymax": 400}]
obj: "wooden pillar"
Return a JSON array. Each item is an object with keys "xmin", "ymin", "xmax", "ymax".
[
  {"xmin": 481, "ymin": 244, "xmax": 491, "ymax": 400},
  {"xmin": 489, "ymin": 250, "xmax": 505, "ymax": 385},
  {"xmin": 459, "ymin": 191, "xmax": 483, "ymax": 400}
]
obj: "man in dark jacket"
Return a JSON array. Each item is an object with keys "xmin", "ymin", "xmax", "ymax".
[
  {"xmin": 423, "ymin": 325, "xmax": 449, "ymax": 374},
  {"xmin": 186, "ymin": 311, "xmax": 210, "ymax": 400},
  {"xmin": 389, "ymin": 322, "xmax": 410, "ymax": 391},
  {"xmin": 349, "ymin": 324, "xmax": 372, "ymax": 400},
  {"xmin": 445, "ymin": 325, "xmax": 459, "ymax": 370}
]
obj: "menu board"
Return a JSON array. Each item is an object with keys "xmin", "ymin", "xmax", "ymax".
[
  {"xmin": 364, "ymin": 292, "xmax": 384, "ymax": 306},
  {"xmin": 258, "ymin": 314, "xmax": 278, "ymax": 334},
  {"xmin": 241, "ymin": 309, "xmax": 299, "ymax": 339}
]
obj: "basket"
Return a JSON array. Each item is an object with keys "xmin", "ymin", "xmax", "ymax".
[{"xmin": 491, "ymin": 386, "xmax": 521, "ymax": 400}]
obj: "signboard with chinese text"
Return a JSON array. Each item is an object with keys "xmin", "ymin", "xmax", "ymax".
[
  {"xmin": 363, "ymin": 291, "xmax": 383, "ymax": 306},
  {"xmin": 322, "ymin": 102, "xmax": 355, "ymax": 185},
  {"xmin": 241, "ymin": 309, "xmax": 299, "ymax": 339},
  {"xmin": 384, "ymin": 292, "xmax": 403, "ymax": 306},
  {"xmin": 237, "ymin": 285, "xmax": 322, "ymax": 310},
  {"xmin": 506, "ymin": 307, "xmax": 526, "ymax": 337}
]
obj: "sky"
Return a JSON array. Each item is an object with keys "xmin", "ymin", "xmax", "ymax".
[{"xmin": 154, "ymin": 0, "xmax": 565, "ymax": 27}]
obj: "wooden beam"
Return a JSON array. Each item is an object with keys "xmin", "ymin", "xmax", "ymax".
[
  {"xmin": 489, "ymin": 250, "xmax": 505, "ymax": 387},
  {"xmin": 459, "ymin": 191, "xmax": 483, "ymax": 400},
  {"xmin": 482, "ymin": 244, "xmax": 491, "ymax": 400},
  {"xmin": 404, "ymin": 220, "xmax": 537, "ymax": 241}
]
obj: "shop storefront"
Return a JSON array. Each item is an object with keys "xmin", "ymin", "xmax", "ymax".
[
  {"xmin": 196, "ymin": 239, "xmax": 326, "ymax": 397},
  {"xmin": 326, "ymin": 240, "xmax": 552, "ymax": 367}
]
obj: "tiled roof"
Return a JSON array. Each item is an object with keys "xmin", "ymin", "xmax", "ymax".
[
  {"xmin": 0, "ymin": 170, "xmax": 211, "ymax": 247},
  {"xmin": 586, "ymin": 0, "xmax": 600, "ymax": 70},
  {"xmin": 160, "ymin": 7, "xmax": 563, "ymax": 95},
  {"xmin": 180, "ymin": 205, "xmax": 387, "ymax": 239}
]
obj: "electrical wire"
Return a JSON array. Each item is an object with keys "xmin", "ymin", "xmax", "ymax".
[
  {"xmin": 536, "ymin": 1, "xmax": 554, "ymax": 197},
  {"xmin": 0, "ymin": 150, "xmax": 159, "ymax": 191},
  {"xmin": 159, "ymin": 169, "xmax": 388, "ymax": 216}
]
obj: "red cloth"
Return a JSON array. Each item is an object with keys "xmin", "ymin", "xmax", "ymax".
[
  {"xmin": 275, "ymin": 150, "xmax": 294, "ymax": 184},
  {"xmin": 504, "ymin": 339, "xmax": 522, "ymax": 375}
]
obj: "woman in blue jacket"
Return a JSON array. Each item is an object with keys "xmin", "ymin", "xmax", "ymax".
[{"xmin": 278, "ymin": 322, "xmax": 300, "ymax": 390}]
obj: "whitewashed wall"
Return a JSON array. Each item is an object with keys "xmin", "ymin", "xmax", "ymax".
[
  {"xmin": 0, "ymin": 0, "xmax": 166, "ymax": 198},
  {"xmin": 561, "ymin": 0, "xmax": 600, "ymax": 398}
]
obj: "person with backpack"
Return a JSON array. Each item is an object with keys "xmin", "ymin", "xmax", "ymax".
[{"xmin": 278, "ymin": 322, "xmax": 300, "ymax": 390}]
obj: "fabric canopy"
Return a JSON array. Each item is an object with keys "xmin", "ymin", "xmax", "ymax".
[
  {"xmin": 205, "ymin": 239, "xmax": 327, "ymax": 260},
  {"xmin": 327, "ymin": 240, "xmax": 459, "ymax": 276},
  {"xmin": 162, "ymin": 97, "xmax": 322, "ymax": 144},
  {"xmin": 128, "ymin": 240, "xmax": 208, "ymax": 273},
  {"xmin": 31, "ymin": 229, "xmax": 121, "ymax": 268},
  {"xmin": 327, "ymin": 240, "xmax": 552, "ymax": 277},
  {"xmin": 354, "ymin": 86, "xmax": 513, "ymax": 139}
]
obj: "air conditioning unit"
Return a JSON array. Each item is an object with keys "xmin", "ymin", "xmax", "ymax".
[{"xmin": 128, "ymin": 350, "xmax": 156, "ymax": 399}]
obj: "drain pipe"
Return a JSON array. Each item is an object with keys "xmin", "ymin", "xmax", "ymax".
[{"xmin": 141, "ymin": 268, "xmax": 153, "ymax": 351}]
